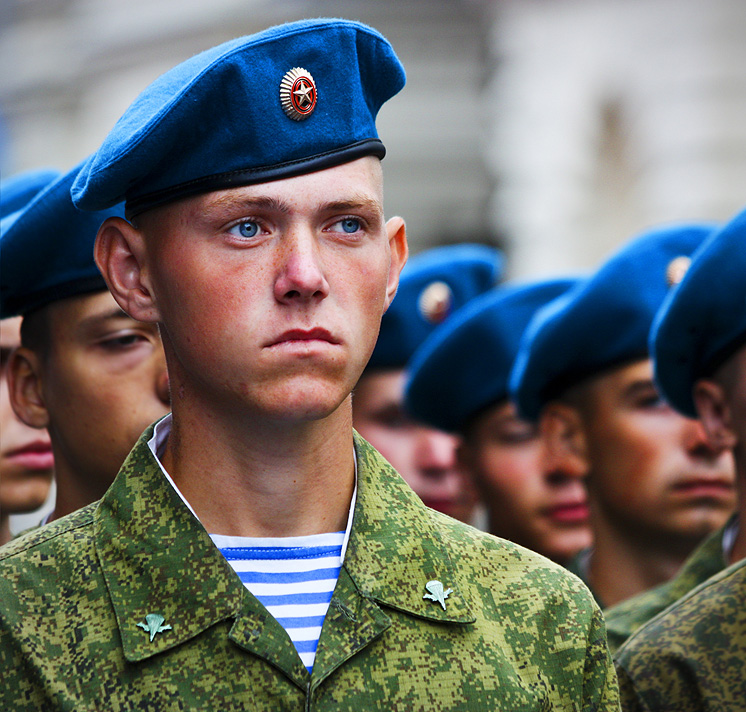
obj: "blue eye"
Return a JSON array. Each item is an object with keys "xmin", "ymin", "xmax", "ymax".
[
  {"xmin": 340, "ymin": 218, "xmax": 360, "ymax": 233},
  {"xmin": 232, "ymin": 221, "xmax": 259, "ymax": 238}
]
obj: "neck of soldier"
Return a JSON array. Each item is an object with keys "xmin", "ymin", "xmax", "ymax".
[
  {"xmin": 585, "ymin": 499, "xmax": 698, "ymax": 608},
  {"xmin": 47, "ymin": 451, "xmax": 113, "ymax": 522},
  {"xmin": 0, "ymin": 513, "xmax": 11, "ymax": 546},
  {"xmin": 727, "ymin": 462, "xmax": 746, "ymax": 564},
  {"xmin": 161, "ymin": 386, "xmax": 356, "ymax": 539}
]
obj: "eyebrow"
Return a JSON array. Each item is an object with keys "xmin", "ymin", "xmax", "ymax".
[
  {"xmin": 622, "ymin": 378, "xmax": 658, "ymax": 399},
  {"xmin": 202, "ymin": 193, "xmax": 383, "ymax": 216},
  {"xmin": 204, "ymin": 195, "xmax": 291, "ymax": 214},
  {"xmin": 76, "ymin": 307, "xmax": 134, "ymax": 331},
  {"xmin": 321, "ymin": 197, "xmax": 383, "ymax": 215}
]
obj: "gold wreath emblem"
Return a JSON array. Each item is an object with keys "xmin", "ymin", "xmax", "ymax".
[{"xmin": 280, "ymin": 67, "xmax": 317, "ymax": 121}]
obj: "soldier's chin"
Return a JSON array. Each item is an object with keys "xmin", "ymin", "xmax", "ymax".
[{"xmin": 256, "ymin": 379, "xmax": 351, "ymax": 423}]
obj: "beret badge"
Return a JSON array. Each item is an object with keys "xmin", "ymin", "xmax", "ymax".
[
  {"xmin": 665, "ymin": 255, "xmax": 692, "ymax": 287},
  {"xmin": 418, "ymin": 281, "xmax": 453, "ymax": 324},
  {"xmin": 280, "ymin": 67, "xmax": 317, "ymax": 121}
]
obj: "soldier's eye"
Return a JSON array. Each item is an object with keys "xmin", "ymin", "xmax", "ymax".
[
  {"xmin": 329, "ymin": 217, "xmax": 362, "ymax": 234},
  {"xmin": 340, "ymin": 218, "xmax": 360, "ymax": 233},
  {"xmin": 229, "ymin": 220, "xmax": 260, "ymax": 238}
]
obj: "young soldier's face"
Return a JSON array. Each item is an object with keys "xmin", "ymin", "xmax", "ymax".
[
  {"xmin": 29, "ymin": 291, "xmax": 170, "ymax": 487},
  {"xmin": 458, "ymin": 400, "xmax": 591, "ymax": 564},
  {"xmin": 578, "ymin": 359, "xmax": 736, "ymax": 542},
  {"xmin": 137, "ymin": 157, "xmax": 406, "ymax": 423},
  {"xmin": 0, "ymin": 317, "xmax": 53, "ymax": 515}
]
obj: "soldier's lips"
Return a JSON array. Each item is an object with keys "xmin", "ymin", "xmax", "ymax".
[
  {"xmin": 544, "ymin": 501, "xmax": 590, "ymax": 524},
  {"xmin": 5, "ymin": 441, "xmax": 54, "ymax": 471},
  {"xmin": 671, "ymin": 478, "xmax": 734, "ymax": 500},
  {"xmin": 266, "ymin": 328, "xmax": 341, "ymax": 350}
]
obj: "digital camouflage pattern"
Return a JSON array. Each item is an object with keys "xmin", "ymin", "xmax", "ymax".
[
  {"xmin": 0, "ymin": 427, "xmax": 620, "ymax": 711},
  {"xmin": 563, "ymin": 549, "xmax": 603, "ymax": 608},
  {"xmin": 603, "ymin": 524, "xmax": 729, "ymax": 652},
  {"xmin": 614, "ymin": 555, "xmax": 746, "ymax": 711}
]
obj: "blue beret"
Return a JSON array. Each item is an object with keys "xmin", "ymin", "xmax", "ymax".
[
  {"xmin": 404, "ymin": 278, "xmax": 577, "ymax": 433},
  {"xmin": 71, "ymin": 19, "xmax": 405, "ymax": 215},
  {"xmin": 366, "ymin": 244, "xmax": 503, "ymax": 371},
  {"xmin": 0, "ymin": 168, "xmax": 60, "ymax": 219},
  {"xmin": 652, "ymin": 209, "xmax": 746, "ymax": 418},
  {"xmin": 510, "ymin": 223, "xmax": 717, "ymax": 422},
  {"xmin": 1, "ymin": 161, "xmax": 125, "ymax": 318}
]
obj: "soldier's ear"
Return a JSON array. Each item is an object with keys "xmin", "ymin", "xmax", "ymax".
[
  {"xmin": 383, "ymin": 216, "xmax": 408, "ymax": 310},
  {"xmin": 95, "ymin": 216, "xmax": 162, "ymax": 324},
  {"xmin": 8, "ymin": 347, "xmax": 49, "ymax": 429},
  {"xmin": 692, "ymin": 379, "xmax": 736, "ymax": 452},
  {"xmin": 539, "ymin": 401, "xmax": 589, "ymax": 479}
]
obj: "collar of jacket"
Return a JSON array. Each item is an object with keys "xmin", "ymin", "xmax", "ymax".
[{"xmin": 94, "ymin": 425, "xmax": 475, "ymax": 664}]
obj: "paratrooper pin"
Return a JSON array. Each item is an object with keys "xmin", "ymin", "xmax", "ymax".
[
  {"xmin": 137, "ymin": 613, "xmax": 172, "ymax": 642},
  {"xmin": 423, "ymin": 579, "xmax": 452, "ymax": 611}
]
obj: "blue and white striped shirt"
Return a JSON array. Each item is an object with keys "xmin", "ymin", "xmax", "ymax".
[{"xmin": 210, "ymin": 532, "xmax": 345, "ymax": 671}]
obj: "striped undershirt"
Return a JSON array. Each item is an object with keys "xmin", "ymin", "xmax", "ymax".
[{"xmin": 210, "ymin": 531, "xmax": 344, "ymax": 672}]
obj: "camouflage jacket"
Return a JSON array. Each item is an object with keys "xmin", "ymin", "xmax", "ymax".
[
  {"xmin": 603, "ymin": 524, "xmax": 728, "ymax": 653},
  {"xmin": 0, "ymin": 426, "xmax": 620, "ymax": 711},
  {"xmin": 614, "ymin": 556, "xmax": 746, "ymax": 711}
]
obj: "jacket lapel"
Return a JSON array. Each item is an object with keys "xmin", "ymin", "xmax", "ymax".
[
  {"xmin": 343, "ymin": 433, "xmax": 475, "ymax": 624},
  {"xmin": 312, "ymin": 434, "xmax": 475, "ymax": 684},
  {"xmin": 94, "ymin": 425, "xmax": 306, "ymax": 688}
]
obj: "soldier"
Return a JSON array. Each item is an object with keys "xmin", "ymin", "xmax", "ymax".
[
  {"xmin": 1, "ymin": 164, "xmax": 170, "ymax": 522},
  {"xmin": 0, "ymin": 317, "xmax": 54, "ymax": 544},
  {"xmin": 404, "ymin": 278, "xmax": 593, "ymax": 564},
  {"xmin": 510, "ymin": 224, "xmax": 736, "ymax": 608},
  {"xmin": 0, "ymin": 19, "xmax": 620, "ymax": 709},
  {"xmin": 353, "ymin": 243, "xmax": 501, "ymax": 523},
  {"xmin": 614, "ymin": 207, "xmax": 746, "ymax": 711},
  {"xmin": 0, "ymin": 169, "xmax": 58, "ymax": 543}
]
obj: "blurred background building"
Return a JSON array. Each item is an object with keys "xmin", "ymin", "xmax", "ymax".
[{"xmin": 3, "ymin": 0, "xmax": 746, "ymax": 275}]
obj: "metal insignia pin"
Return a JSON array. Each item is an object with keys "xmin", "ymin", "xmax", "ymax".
[
  {"xmin": 137, "ymin": 613, "xmax": 172, "ymax": 642},
  {"xmin": 418, "ymin": 281, "xmax": 453, "ymax": 324},
  {"xmin": 280, "ymin": 67, "xmax": 317, "ymax": 121},
  {"xmin": 666, "ymin": 255, "xmax": 691, "ymax": 288},
  {"xmin": 423, "ymin": 579, "xmax": 453, "ymax": 611}
]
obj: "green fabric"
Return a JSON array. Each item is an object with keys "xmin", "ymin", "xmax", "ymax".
[
  {"xmin": 615, "ymin": 556, "xmax": 746, "ymax": 711},
  {"xmin": 603, "ymin": 525, "xmax": 728, "ymax": 653},
  {"xmin": 0, "ymin": 426, "xmax": 620, "ymax": 710}
]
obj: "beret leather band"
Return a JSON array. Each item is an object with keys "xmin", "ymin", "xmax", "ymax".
[{"xmin": 124, "ymin": 138, "xmax": 386, "ymax": 218}]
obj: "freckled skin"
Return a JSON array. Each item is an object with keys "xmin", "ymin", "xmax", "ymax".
[{"xmin": 138, "ymin": 158, "xmax": 397, "ymax": 426}]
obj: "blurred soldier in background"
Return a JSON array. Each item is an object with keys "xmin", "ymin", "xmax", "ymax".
[
  {"xmin": 1, "ymin": 163, "xmax": 170, "ymax": 523},
  {"xmin": 0, "ymin": 317, "xmax": 54, "ymax": 543},
  {"xmin": 353, "ymin": 243, "xmax": 501, "ymax": 523},
  {"xmin": 615, "ymin": 207, "xmax": 746, "ymax": 711},
  {"xmin": 405, "ymin": 278, "xmax": 592, "ymax": 564},
  {"xmin": 511, "ymin": 224, "xmax": 736, "ymax": 608},
  {"xmin": 0, "ymin": 169, "xmax": 59, "ymax": 543}
]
